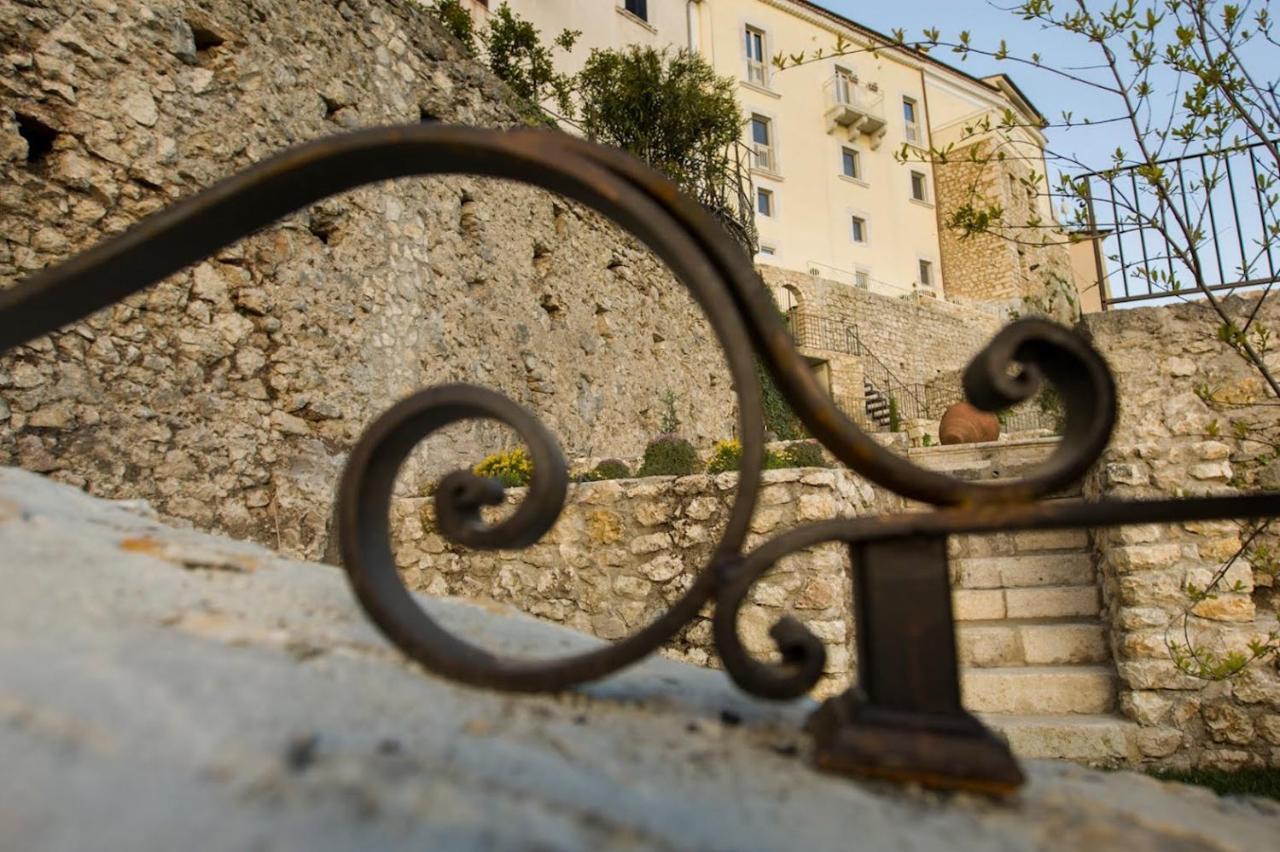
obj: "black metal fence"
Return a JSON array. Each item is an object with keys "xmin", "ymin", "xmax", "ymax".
[
  {"xmin": 1078, "ymin": 140, "xmax": 1280, "ymax": 308},
  {"xmin": 680, "ymin": 139, "xmax": 758, "ymax": 256}
]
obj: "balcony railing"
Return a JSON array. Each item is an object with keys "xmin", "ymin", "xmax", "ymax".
[
  {"xmin": 751, "ymin": 143, "xmax": 776, "ymax": 174},
  {"xmin": 823, "ymin": 75, "xmax": 886, "ymax": 137}
]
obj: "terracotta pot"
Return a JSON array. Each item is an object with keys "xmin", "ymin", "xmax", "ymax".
[{"xmin": 938, "ymin": 401, "xmax": 1000, "ymax": 445}]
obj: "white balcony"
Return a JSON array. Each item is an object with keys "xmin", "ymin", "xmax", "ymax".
[
  {"xmin": 751, "ymin": 144, "xmax": 776, "ymax": 174},
  {"xmin": 824, "ymin": 75, "xmax": 886, "ymax": 139}
]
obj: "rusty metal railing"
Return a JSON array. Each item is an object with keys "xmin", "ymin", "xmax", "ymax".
[{"xmin": 2, "ymin": 124, "xmax": 1278, "ymax": 795}]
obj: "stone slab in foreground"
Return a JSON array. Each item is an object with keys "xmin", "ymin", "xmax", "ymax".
[{"xmin": 0, "ymin": 468, "xmax": 1276, "ymax": 851}]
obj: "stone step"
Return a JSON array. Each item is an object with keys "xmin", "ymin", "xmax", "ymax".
[
  {"xmin": 952, "ymin": 528, "xmax": 1089, "ymax": 559},
  {"xmin": 981, "ymin": 714, "xmax": 1139, "ymax": 763},
  {"xmin": 950, "ymin": 552, "xmax": 1094, "ymax": 589},
  {"xmin": 962, "ymin": 666, "xmax": 1116, "ymax": 715},
  {"xmin": 957, "ymin": 621, "xmax": 1108, "ymax": 667},
  {"xmin": 953, "ymin": 585, "xmax": 1101, "ymax": 621}
]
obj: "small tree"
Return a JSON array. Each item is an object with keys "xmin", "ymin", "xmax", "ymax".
[
  {"xmin": 576, "ymin": 47, "xmax": 742, "ymax": 190},
  {"xmin": 429, "ymin": 0, "xmax": 476, "ymax": 55},
  {"xmin": 427, "ymin": 2, "xmax": 578, "ymax": 120},
  {"xmin": 484, "ymin": 2, "xmax": 579, "ymax": 116}
]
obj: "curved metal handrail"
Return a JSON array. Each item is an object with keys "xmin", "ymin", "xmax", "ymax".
[{"xmin": 3, "ymin": 124, "xmax": 1278, "ymax": 793}]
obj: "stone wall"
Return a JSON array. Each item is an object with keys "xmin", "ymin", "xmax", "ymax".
[
  {"xmin": 392, "ymin": 468, "xmax": 892, "ymax": 698},
  {"xmin": 0, "ymin": 0, "xmax": 735, "ymax": 559},
  {"xmin": 760, "ymin": 265, "xmax": 1003, "ymax": 389},
  {"xmin": 1084, "ymin": 295, "xmax": 1280, "ymax": 771},
  {"xmin": 933, "ymin": 139, "xmax": 1077, "ymax": 323}
]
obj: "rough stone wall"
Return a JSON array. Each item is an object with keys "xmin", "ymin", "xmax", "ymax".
[
  {"xmin": 760, "ymin": 265, "xmax": 1002, "ymax": 388},
  {"xmin": 392, "ymin": 468, "xmax": 892, "ymax": 698},
  {"xmin": 933, "ymin": 139, "xmax": 1077, "ymax": 323},
  {"xmin": 0, "ymin": 0, "xmax": 735, "ymax": 559},
  {"xmin": 1084, "ymin": 295, "xmax": 1280, "ymax": 771}
]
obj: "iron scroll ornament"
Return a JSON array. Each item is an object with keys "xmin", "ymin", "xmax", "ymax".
[{"xmin": 3, "ymin": 125, "xmax": 1279, "ymax": 793}]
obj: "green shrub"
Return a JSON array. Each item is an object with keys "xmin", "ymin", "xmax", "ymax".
[
  {"xmin": 474, "ymin": 447, "xmax": 533, "ymax": 487},
  {"xmin": 887, "ymin": 397, "xmax": 901, "ymax": 433},
  {"xmin": 430, "ymin": 0, "xmax": 476, "ymax": 54},
  {"xmin": 582, "ymin": 458, "xmax": 630, "ymax": 481},
  {"xmin": 707, "ymin": 438, "xmax": 817, "ymax": 472},
  {"xmin": 637, "ymin": 436, "xmax": 700, "ymax": 477},
  {"xmin": 705, "ymin": 439, "xmax": 742, "ymax": 474},
  {"xmin": 782, "ymin": 440, "xmax": 829, "ymax": 468}
]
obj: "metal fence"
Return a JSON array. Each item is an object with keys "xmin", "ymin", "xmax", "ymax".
[{"xmin": 1078, "ymin": 140, "xmax": 1280, "ymax": 308}]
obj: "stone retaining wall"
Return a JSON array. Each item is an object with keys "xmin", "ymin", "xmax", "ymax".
[
  {"xmin": 393, "ymin": 468, "xmax": 893, "ymax": 698},
  {"xmin": 760, "ymin": 265, "xmax": 1003, "ymax": 389},
  {"xmin": 0, "ymin": 0, "xmax": 735, "ymax": 560},
  {"xmin": 1084, "ymin": 295, "xmax": 1280, "ymax": 771}
]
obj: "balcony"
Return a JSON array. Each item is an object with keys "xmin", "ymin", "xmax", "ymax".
[
  {"xmin": 824, "ymin": 75, "xmax": 886, "ymax": 140},
  {"xmin": 751, "ymin": 143, "xmax": 776, "ymax": 174}
]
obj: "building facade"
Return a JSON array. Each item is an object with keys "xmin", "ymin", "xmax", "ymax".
[{"xmin": 453, "ymin": 0, "xmax": 1076, "ymax": 316}]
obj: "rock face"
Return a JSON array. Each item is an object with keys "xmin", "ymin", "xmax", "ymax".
[
  {"xmin": 939, "ymin": 401, "xmax": 1001, "ymax": 445},
  {"xmin": 0, "ymin": 0, "xmax": 735, "ymax": 561},
  {"xmin": 3, "ymin": 465, "xmax": 1280, "ymax": 850}
]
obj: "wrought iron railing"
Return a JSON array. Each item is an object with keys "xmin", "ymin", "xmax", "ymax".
[
  {"xmin": 681, "ymin": 139, "xmax": 758, "ymax": 256},
  {"xmin": 3, "ymin": 124, "xmax": 1277, "ymax": 796},
  {"xmin": 1078, "ymin": 140, "xmax": 1280, "ymax": 308}
]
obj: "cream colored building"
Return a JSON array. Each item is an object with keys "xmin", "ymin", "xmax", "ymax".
[{"xmin": 454, "ymin": 1, "xmax": 1073, "ymax": 313}]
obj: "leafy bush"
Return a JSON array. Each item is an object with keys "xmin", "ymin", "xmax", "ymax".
[
  {"xmin": 582, "ymin": 458, "xmax": 630, "ymax": 482},
  {"xmin": 706, "ymin": 438, "xmax": 825, "ymax": 472},
  {"xmin": 782, "ymin": 441, "xmax": 829, "ymax": 468},
  {"xmin": 577, "ymin": 46, "xmax": 741, "ymax": 192},
  {"xmin": 484, "ymin": 3, "xmax": 579, "ymax": 115},
  {"xmin": 636, "ymin": 436, "xmax": 700, "ymax": 477},
  {"xmin": 474, "ymin": 447, "xmax": 533, "ymax": 487},
  {"xmin": 427, "ymin": 1, "xmax": 578, "ymax": 121},
  {"xmin": 430, "ymin": 0, "xmax": 476, "ymax": 54},
  {"xmin": 705, "ymin": 439, "xmax": 743, "ymax": 474}
]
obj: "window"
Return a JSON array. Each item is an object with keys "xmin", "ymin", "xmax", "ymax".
[
  {"xmin": 756, "ymin": 187, "xmax": 774, "ymax": 217},
  {"xmin": 854, "ymin": 268, "xmax": 870, "ymax": 290},
  {"xmin": 759, "ymin": 245, "xmax": 776, "ymax": 256},
  {"xmin": 745, "ymin": 26, "xmax": 767, "ymax": 86},
  {"xmin": 903, "ymin": 96, "xmax": 919, "ymax": 143},
  {"xmin": 841, "ymin": 147, "xmax": 861, "ymax": 180},
  {"xmin": 623, "ymin": 0, "xmax": 648, "ymax": 22},
  {"xmin": 750, "ymin": 114, "xmax": 775, "ymax": 172},
  {"xmin": 910, "ymin": 170, "xmax": 928, "ymax": 202},
  {"xmin": 851, "ymin": 215, "xmax": 867, "ymax": 243},
  {"xmin": 918, "ymin": 259, "xmax": 934, "ymax": 288}
]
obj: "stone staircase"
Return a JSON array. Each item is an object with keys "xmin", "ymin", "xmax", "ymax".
[
  {"xmin": 863, "ymin": 380, "xmax": 892, "ymax": 429},
  {"xmin": 910, "ymin": 438, "xmax": 1141, "ymax": 765}
]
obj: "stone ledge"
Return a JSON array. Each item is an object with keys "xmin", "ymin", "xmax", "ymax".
[{"xmin": 3, "ymin": 466, "xmax": 1280, "ymax": 849}]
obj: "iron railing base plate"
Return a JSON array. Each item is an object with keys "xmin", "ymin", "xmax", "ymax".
[{"xmin": 807, "ymin": 691, "xmax": 1025, "ymax": 795}]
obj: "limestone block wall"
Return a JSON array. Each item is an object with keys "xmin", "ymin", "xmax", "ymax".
[
  {"xmin": 1084, "ymin": 295, "xmax": 1280, "ymax": 771},
  {"xmin": 933, "ymin": 139, "xmax": 1077, "ymax": 323},
  {"xmin": 760, "ymin": 266, "xmax": 1003, "ymax": 390},
  {"xmin": 392, "ymin": 468, "xmax": 892, "ymax": 698},
  {"xmin": 0, "ymin": 0, "xmax": 735, "ymax": 559}
]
